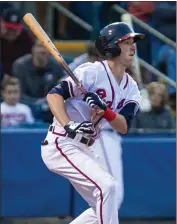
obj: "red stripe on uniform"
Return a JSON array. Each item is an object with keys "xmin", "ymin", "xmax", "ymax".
[
  {"xmin": 100, "ymin": 61, "xmax": 115, "ymax": 106},
  {"xmin": 123, "ymin": 74, "xmax": 128, "ymax": 89},
  {"xmin": 52, "ymin": 127, "xmax": 67, "ymax": 136},
  {"xmin": 55, "ymin": 137, "xmax": 103, "ymax": 224},
  {"xmin": 94, "ymin": 61, "xmax": 116, "ymax": 127}
]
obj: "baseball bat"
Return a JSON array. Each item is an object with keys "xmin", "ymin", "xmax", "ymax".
[{"xmin": 23, "ymin": 13, "xmax": 104, "ymax": 121}]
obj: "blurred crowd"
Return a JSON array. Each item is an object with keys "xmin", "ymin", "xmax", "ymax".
[{"xmin": 0, "ymin": 2, "xmax": 176, "ymax": 131}]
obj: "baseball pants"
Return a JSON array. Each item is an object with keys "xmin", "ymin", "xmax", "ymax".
[{"xmin": 41, "ymin": 129, "xmax": 120, "ymax": 224}]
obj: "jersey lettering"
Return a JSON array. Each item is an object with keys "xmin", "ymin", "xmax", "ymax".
[
  {"xmin": 96, "ymin": 89, "xmax": 106, "ymax": 99},
  {"xmin": 96, "ymin": 89, "xmax": 112, "ymax": 109}
]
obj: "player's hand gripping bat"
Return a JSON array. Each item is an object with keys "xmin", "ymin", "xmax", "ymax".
[{"xmin": 23, "ymin": 13, "xmax": 104, "ymax": 124}]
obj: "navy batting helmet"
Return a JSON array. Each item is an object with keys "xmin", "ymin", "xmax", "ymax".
[{"xmin": 95, "ymin": 22, "xmax": 145, "ymax": 59}]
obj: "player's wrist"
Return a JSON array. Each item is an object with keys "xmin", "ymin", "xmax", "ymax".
[{"xmin": 103, "ymin": 108, "xmax": 117, "ymax": 122}]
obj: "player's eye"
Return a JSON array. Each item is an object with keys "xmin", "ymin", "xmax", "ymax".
[
  {"xmin": 125, "ymin": 40, "xmax": 131, "ymax": 45},
  {"xmin": 127, "ymin": 39, "xmax": 134, "ymax": 45}
]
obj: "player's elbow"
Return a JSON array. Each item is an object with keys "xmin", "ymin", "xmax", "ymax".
[
  {"xmin": 46, "ymin": 93, "xmax": 63, "ymax": 105},
  {"xmin": 120, "ymin": 123, "xmax": 128, "ymax": 135}
]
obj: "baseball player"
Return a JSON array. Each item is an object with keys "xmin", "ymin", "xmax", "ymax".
[{"xmin": 41, "ymin": 22, "xmax": 144, "ymax": 224}]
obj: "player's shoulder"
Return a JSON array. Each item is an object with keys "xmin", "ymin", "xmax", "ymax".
[
  {"xmin": 126, "ymin": 73, "xmax": 139, "ymax": 91},
  {"xmin": 126, "ymin": 73, "xmax": 138, "ymax": 86},
  {"xmin": 74, "ymin": 61, "xmax": 101, "ymax": 73}
]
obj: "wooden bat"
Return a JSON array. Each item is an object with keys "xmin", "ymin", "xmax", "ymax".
[{"xmin": 23, "ymin": 13, "xmax": 104, "ymax": 122}]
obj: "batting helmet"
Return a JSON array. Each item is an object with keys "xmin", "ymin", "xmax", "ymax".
[{"xmin": 95, "ymin": 22, "xmax": 145, "ymax": 59}]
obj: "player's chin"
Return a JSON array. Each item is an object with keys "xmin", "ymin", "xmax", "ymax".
[{"xmin": 125, "ymin": 59, "xmax": 133, "ymax": 68}]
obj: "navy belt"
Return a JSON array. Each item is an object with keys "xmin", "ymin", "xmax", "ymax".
[{"xmin": 49, "ymin": 125, "xmax": 95, "ymax": 147}]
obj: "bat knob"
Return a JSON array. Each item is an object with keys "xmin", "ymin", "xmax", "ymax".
[{"xmin": 96, "ymin": 108, "xmax": 105, "ymax": 116}]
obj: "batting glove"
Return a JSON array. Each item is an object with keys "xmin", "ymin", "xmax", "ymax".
[
  {"xmin": 83, "ymin": 92, "xmax": 107, "ymax": 111},
  {"xmin": 64, "ymin": 121, "xmax": 94, "ymax": 135}
]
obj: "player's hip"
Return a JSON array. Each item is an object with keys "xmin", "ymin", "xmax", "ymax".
[
  {"xmin": 43, "ymin": 124, "xmax": 96, "ymax": 148},
  {"xmin": 41, "ymin": 125, "xmax": 96, "ymax": 166}
]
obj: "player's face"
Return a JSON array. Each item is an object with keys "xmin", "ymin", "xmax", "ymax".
[
  {"xmin": 2, "ymin": 84, "xmax": 21, "ymax": 106},
  {"xmin": 117, "ymin": 38, "xmax": 135, "ymax": 68}
]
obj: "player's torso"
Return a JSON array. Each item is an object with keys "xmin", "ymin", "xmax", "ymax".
[
  {"xmin": 87, "ymin": 61, "xmax": 132, "ymax": 129},
  {"xmin": 53, "ymin": 60, "xmax": 133, "ymax": 136},
  {"xmin": 91, "ymin": 61, "xmax": 130, "ymax": 111}
]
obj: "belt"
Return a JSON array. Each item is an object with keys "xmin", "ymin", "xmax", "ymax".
[{"xmin": 49, "ymin": 125, "xmax": 95, "ymax": 147}]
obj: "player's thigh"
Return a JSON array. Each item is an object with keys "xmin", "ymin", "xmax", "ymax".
[
  {"xmin": 94, "ymin": 131, "xmax": 123, "ymax": 177},
  {"xmin": 42, "ymin": 135, "xmax": 116, "ymax": 204},
  {"xmin": 94, "ymin": 131, "xmax": 124, "ymax": 206}
]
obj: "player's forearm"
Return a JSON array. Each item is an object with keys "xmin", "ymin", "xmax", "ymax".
[
  {"xmin": 103, "ymin": 108, "xmax": 127, "ymax": 134},
  {"xmin": 108, "ymin": 113, "xmax": 127, "ymax": 134},
  {"xmin": 46, "ymin": 93, "xmax": 70, "ymax": 127}
]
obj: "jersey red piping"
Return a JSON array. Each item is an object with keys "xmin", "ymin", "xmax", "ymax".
[
  {"xmin": 55, "ymin": 137, "xmax": 103, "ymax": 224},
  {"xmin": 123, "ymin": 74, "xmax": 129, "ymax": 89},
  {"xmin": 94, "ymin": 61, "xmax": 115, "ymax": 127}
]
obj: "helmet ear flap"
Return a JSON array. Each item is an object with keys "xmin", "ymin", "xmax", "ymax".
[
  {"xmin": 107, "ymin": 43, "xmax": 121, "ymax": 58},
  {"xmin": 95, "ymin": 36, "xmax": 108, "ymax": 57},
  {"xmin": 95, "ymin": 36, "xmax": 121, "ymax": 59}
]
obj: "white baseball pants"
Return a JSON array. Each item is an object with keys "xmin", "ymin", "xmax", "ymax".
[
  {"xmin": 41, "ymin": 130, "xmax": 120, "ymax": 224},
  {"xmin": 93, "ymin": 130, "xmax": 124, "ymax": 209}
]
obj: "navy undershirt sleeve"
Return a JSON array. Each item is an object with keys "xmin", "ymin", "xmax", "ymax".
[
  {"xmin": 119, "ymin": 102, "xmax": 138, "ymax": 130},
  {"xmin": 48, "ymin": 81, "xmax": 71, "ymax": 100}
]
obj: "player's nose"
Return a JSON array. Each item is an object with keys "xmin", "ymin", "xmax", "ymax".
[
  {"xmin": 131, "ymin": 44, "xmax": 135, "ymax": 51},
  {"xmin": 130, "ymin": 45, "xmax": 135, "ymax": 54}
]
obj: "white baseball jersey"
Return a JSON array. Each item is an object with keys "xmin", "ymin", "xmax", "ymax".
[
  {"xmin": 52, "ymin": 60, "xmax": 141, "ymax": 138},
  {"xmin": 1, "ymin": 102, "xmax": 35, "ymax": 128}
]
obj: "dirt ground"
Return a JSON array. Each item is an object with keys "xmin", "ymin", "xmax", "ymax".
[{"xmin": 0, "ymin": 217, "xmax": 176, "ymax": 224}]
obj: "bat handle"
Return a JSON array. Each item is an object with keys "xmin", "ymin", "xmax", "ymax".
[{"xmin": 78, "ymin": 83, "xmax": 105, "ymax": 122}]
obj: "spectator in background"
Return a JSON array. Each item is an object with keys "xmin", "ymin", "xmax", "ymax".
[
  {"xmin": 127, "ymin": 1, "xmax": 155, "ymax": 22},
  {"xmin": 0, "ymin": 8, "xmax": 34, "ymax": 75},
  {"xmin": 69, "ymin": 42, "xmax": 102, "ymax": 71},
  {"xmin": 1, "ymin": 77, "xmax": 35, "ymax": 128},
  {"xmin": 12, "ymin": 39, "xmax": 65, "ymax": 103},
  {"xmin": 131, "ymin": 82, "xmax": 175, "ymax": 130},
  {"xmin": 12, "ymin": 39, "xmax": 65, "ymax": 123}
]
